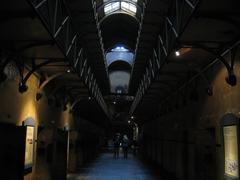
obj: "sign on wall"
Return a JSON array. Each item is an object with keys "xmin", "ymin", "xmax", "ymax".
[
  {"xmin": 223, "ymin": 125, "xmax": 239, "ymax": 178},
  {"xmin": 221, "ymin": 113, "xmax": 240, "ymax": 180},
  {"xmin": 24, "ymin": 126, "xmax": 34, "ymax": 170},
  {"xmin": 22, "ymin": 117, "xmax": 35, "ymax": 174}
]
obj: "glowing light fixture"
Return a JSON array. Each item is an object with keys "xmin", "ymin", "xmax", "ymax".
[
  {"xmin": 175, "ymin": 51, "xmax": 180, "ymax": 57},
  {"xmin": 175, "ymin": 48, "xmax": 192, "ymax": 57}
]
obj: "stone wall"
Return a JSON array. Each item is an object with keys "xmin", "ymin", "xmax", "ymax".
[
  {"xmin": 0, "ymin": 69, "xmax": 104, "ymax": 179},
  {"xmin": 141, "ymin": 50, "xmax": 240, "ymax": 180}
]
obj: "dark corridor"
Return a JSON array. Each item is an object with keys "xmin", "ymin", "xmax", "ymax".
[{"xmin": 0, "ymin": 0, "xmax": 240, "ymax": 180}]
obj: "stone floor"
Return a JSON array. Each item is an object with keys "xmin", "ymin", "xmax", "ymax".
[{"xmin": 67, "ymin": 153, "xmax": 162, "ymax": 180}]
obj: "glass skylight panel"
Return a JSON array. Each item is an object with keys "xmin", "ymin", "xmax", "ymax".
[
  {"xmin": 129, "ymin": 3, "xmax": 137, "ymax": 13},
  {"xmin": 104, "ymin": 0, "xmax": 138, "ymax": 15},
  {"xmin": 104, "ymin": 2, "xmax": 120, "ymax": 14},
  {"xmin": 121, "ymin": 2, "xmax": 137, "ymax": 14}
]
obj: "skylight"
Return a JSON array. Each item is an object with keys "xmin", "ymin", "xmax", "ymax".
[
  {"xmin": 104, "ymin": 0, "xmax": 138, "ymax": 15},
  {"xmin": 104, "ymin": 2, "xmax": 120, "ymax": 14},
  {"xmin": 121, "ymin": 2, "xmax": 137, "ymax": 13}
]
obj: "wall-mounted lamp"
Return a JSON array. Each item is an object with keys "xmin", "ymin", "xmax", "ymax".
[
  {"xmin": 175, "ymin": 48, "xmax": 192, "ymax": 57},
  {"xmin": 226, "ymin": 73, "xmax": 237, "ymax": 86},
  {"xmin": 18, "ymin": 82, "xmax": 28, "ymax": 93}
]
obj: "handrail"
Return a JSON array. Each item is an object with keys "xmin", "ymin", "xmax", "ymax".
[
  {"xmin": 26, "ymin": 0, "xmax": 110, "ymax": 118},
  {"xmin": 129, "ymin": 0, "xmax": 200, "ymax": 115}
]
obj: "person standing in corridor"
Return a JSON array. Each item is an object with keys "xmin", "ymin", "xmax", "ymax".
[
  {"xmin": 113, "ymin": 133, "xmax": 120, "ymax": 159},
  {"xmin": 122, "ymin": 134, "xmax": 129, "ymax": 159}
]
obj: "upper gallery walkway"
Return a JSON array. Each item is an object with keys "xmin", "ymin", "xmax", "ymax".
[{"xmin": 67, "ymin": 152, "xmax": 163, "ymax": 180}]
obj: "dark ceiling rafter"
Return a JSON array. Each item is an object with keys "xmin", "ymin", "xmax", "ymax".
[
  {"xmin": 129, "ymin": 0, "xmax": 147, "ymax": 83},
  {"xmin": 0, "ymin": 41, "xmax": 54, "ymax": 71},
  {"xmin": 25, "ymin": 0, "xmax": 111, "ymax": 118},
  {"xmin": 36, "ymin": 72, "xmax": 78, "ymax": 100},
  {"xmin": 129, "ymin": 0, "xmax": 240, "ymax": 122},
  {"xmin": 66, "ymin": 0, "xmax": 109, "ymax": 95},
  {"xmin": 130, "ymin": 0, "xmax": 202, "ymax": 115},
  {"xmin": 161, "ymin": 40, "xmax": 240, "ymax": 106},
  {"xmin": 96, "ymin": 0, "xmax": 143, "ymax": 24},
  {"xmin": 19, "ymin": 59, "xmax": 64, "ymax": 93},
  {"xmin": 92, "ymin": 0, "xmax": 110, "ymax": 89}
]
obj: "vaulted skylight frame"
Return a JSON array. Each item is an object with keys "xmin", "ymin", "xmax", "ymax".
[{"xmin": 103, "ymin": 0, "xmax": 138, "ymax": 16}]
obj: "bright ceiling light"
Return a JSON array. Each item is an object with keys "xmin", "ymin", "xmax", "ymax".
[
  {"xmin": 175, "ymin": 51, "xmax": 180, "ymax": 57},
  {"xmin": 66, "ymin": 69, "xmax": 71, "ymax": 73},
  {"xmin": 175, "ymin": 48, "xmax": 191, "ymax": 57}
]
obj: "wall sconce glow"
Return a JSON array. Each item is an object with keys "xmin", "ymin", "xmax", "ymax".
[
  {"xmin": 175, "ymin": 51, "xmax": 180, "ymax": 57},
  {"xmin": 66, "ymin": 69, "xmax": 71, "ymax": 73}
]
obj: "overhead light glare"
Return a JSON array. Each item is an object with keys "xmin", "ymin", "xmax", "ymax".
[{"xmin": 175, "ymin": 51, "xmax": 180, "ymax": 57}]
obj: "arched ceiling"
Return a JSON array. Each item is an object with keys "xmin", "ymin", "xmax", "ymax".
[
  {"xmin": 1, "ymin": 0, "xmax": 239, "ymax": 126},
  {"xmin": 101, "ymin": 13, "xmax": 139, "ymax": 50},
  {"xmin": 108, "ymin": 60, "xmax": 132, "ymax": 71}
]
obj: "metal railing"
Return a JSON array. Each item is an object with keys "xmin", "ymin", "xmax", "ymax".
[
  {"xmin": 27, "ymin": 0, "xmax": 110, "ymax": 117},
  {"xmin": 129, "ymin": 0, "xmax": 200, "ymax": 115}
]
